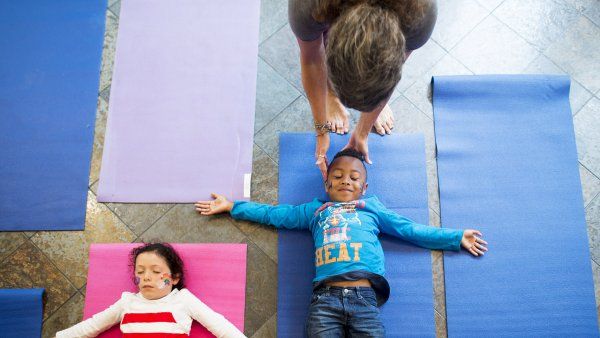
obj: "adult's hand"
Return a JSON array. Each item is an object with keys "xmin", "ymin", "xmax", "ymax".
[
  {"xmin": 342, "ymin": 131, "xmax": 372, "ymax": 164},
  {"xmin": 342, "ymin": 102, "xmax": 387, "ymax": 164},
  {"xmin": 315, "ymin": 132, "xmax": 330, "ymax": 181}
]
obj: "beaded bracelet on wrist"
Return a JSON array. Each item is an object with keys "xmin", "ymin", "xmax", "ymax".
[{"xmin": 314, "ymin": 121, "xmax": 331, "ymax": 135}]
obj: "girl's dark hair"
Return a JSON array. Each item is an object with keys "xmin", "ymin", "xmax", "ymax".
[{"xmin": 130, "ymin": 243, "xmax": 185, "ymax": 290}]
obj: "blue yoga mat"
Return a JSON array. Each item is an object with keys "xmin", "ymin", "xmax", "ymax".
[
  {"xmin": 0, "ymin": 0, "xmax": 106, "ymax": 231},
  {"xmin": 0, "ymin": 288, "xmax": 44, "ymax": 338},
  {"xmin": 433, "ymin": 75, "xmax": 599, "ymax": 336},
  {"xmin": 278, "ymin": 133, "xmax": 435, "ymax": 337}
]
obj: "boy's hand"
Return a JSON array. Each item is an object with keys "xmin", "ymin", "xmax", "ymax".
[
  {"xmin": 461, "ymin": 229, "xmax": 488, "ymax": 256},
  {"xmin": 195, "ymin": 193, "xmax": 233, "ymax": 215}
]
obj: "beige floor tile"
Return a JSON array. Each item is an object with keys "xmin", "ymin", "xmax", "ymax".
[{"xmin": 31, "ymin": 191, "xmax": 135, "ymax": 288}]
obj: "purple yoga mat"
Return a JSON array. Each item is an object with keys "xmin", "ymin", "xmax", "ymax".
[{"xmin": 97, "ymin": 0, "xmax": 259, "ymax": 202}]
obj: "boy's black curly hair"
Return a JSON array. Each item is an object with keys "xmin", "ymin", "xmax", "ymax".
[
  {"xmin": 326, "ymin": 148, "xmax": 368, "ymax": 178},
  {"xmin": 130, "ymin": 243, "xmax": 185, "ymax": 290}
]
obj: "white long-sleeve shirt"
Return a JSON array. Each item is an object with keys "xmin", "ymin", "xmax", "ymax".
[{"xmin": 56, "ymin": 288, "xmax": 246, "ymax": 338}]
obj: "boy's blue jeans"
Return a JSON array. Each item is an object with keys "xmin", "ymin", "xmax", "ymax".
[{"xmin": 306, "ymin": 286, "xmax": 385, "ymax": 337}]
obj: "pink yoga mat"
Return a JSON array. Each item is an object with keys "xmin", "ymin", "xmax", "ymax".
[
  {"xmin": 97, "ymin": 0, "xmax": 260, "ymax": 202},
  {"xmin": 83, "ymin": 243, "xmax": 247, "ymax": 337}
]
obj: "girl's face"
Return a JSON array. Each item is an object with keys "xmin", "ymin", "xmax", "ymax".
[{"xmin": 134, "ymin": 252, "xmax": 180, "ymax": 300}]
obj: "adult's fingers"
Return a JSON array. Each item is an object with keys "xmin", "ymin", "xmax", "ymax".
[
  {"xmin": 476, "ymin": 237, "xmax": 488, "ymax": 245},
  {"xmin": 319, "ymin": 165, "xmax": 327, "ymax": 181},
  {"xmin": 363, "ymin": 151, "xmax": 372, "ymax": 165},
  {"xmin": 316, "ymin": 158, "xmax": 328, "ymax": 181}
]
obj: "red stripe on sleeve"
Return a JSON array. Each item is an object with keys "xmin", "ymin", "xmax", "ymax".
[{"xmin": 121, "ymin": 312, "xmax": 177, "ymax": 324}]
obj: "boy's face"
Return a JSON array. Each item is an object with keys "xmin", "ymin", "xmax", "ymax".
[
  {"xmin": 134, "ymin": 252, "xmax": 180, "ymax": 300},
  {"xmin": 325, "ymin": 156, "xmax": 368, "ymax": 202}
]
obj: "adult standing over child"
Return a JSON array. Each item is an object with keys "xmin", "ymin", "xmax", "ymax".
[{"xmin": 290, "ymin": 0, "xmax": 437, "ymax": 179}]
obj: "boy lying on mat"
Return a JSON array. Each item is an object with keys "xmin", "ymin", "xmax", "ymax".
[
  {"xmin": 196, "ymin": 149, "xmax": 488, "ymax": 337},
  {"xmin": 55, "ymin": 243, "xmax": 245, "ymax": 338}
]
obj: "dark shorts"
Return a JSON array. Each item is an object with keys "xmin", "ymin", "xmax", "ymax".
[{"xmin": 306, "ymin": 286, "xmax": 385, "ymax": 337}]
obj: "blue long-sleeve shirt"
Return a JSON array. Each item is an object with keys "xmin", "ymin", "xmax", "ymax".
[{"xmin": 231, "ymin": 196, "xmax": 463, "ymax": 304}]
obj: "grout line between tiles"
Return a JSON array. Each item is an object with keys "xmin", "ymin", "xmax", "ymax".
[
  {"xmin": 259, "ymin": 20, "xmax": 288, "ymax": 47},
  {"xmin": 0, "ymin": 237, "xmax": 29, "ymax": 266},
  {"xmin": 258, "ymin": 40, "xmax": 306, "ymax": 94},
  {"xmin": 27, "ymin": 237, "xmax": 81, "ymax": 319},
  {"xmin": 41, "ymin": 290, "xmax": 81, "ymax": 325},
  {"xmin": 572, "ymin": 94, "xmax": 594, "ymax": 118},
  {"xmin": 432, "ymin": 4, "xmax": 490, "ymax": 54},
  {"xmin": 253, "ymin": 81, "xmax": 302, "ymax": 137},
  {"xmin": 133, "ymin": 204, "xmax": 179, "ymax": 242},
  {"xmin": 87, "ymin": 188, "xmax": 137, "ymax": 238},
  {"xmin": 258, "ymin": 22, "xmax": 287, "ymax": 49},
  {"xmin": 446, "ymin": 11, "xmax": 494, "ymax": 74},
  {"xmin": 231, "ymin": 218, "xmax": 278, "ymax": 267}
]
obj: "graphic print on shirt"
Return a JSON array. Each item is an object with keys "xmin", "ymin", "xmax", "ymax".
[
  {"xmin": 319, "ymin": 203, "xmax": 360, "ymax": 244},
  {"xmin": 315, "ymin": 201, "xmax": 366, "ymax": 267}
]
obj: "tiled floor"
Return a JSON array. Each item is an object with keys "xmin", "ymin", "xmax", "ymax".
[{"xmin": 1, "ymin": 0, "xmax": 598, "ymax": 337}]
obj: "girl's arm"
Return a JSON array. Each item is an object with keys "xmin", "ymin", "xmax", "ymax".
[
  {"xmin": 195, "ymin": 193, "xmax": 321, "ymax": 230},
  {"xmin": 181, "ymin": 289, "xmax": 246, "ymax": 338},
  {"xmin": 56, "ymin": 294, "xmax": 125, "ymax": 338}
]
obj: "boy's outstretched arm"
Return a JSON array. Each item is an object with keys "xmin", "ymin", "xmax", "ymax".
[
  {"xmin": 195, "ymin": 193, "xmax": 233, "ymax": 215},
  {"xmin": 195, "ymin": 193, "xmax": 321, "ymax": 230},
  {"xmin": 460, "ymin": 229, "xmax": 488, "ymax": 256},
  {"xmin": 375, "ymin": 200, "xmax": 489, "ymax": 256}
]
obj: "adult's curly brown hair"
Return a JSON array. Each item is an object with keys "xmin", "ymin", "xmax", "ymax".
[
  {"xmin": 314, "ymin": 0, "xmax": 433, "ymax": 112},
  {"xmin": 130, "ymin": 243, "xmax": 185, "ymax": 290}
]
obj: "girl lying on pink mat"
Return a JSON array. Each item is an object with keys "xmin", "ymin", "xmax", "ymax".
[{"xmin": 55, "ymin": 243, "xmax": 246, "ymax": 338}]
